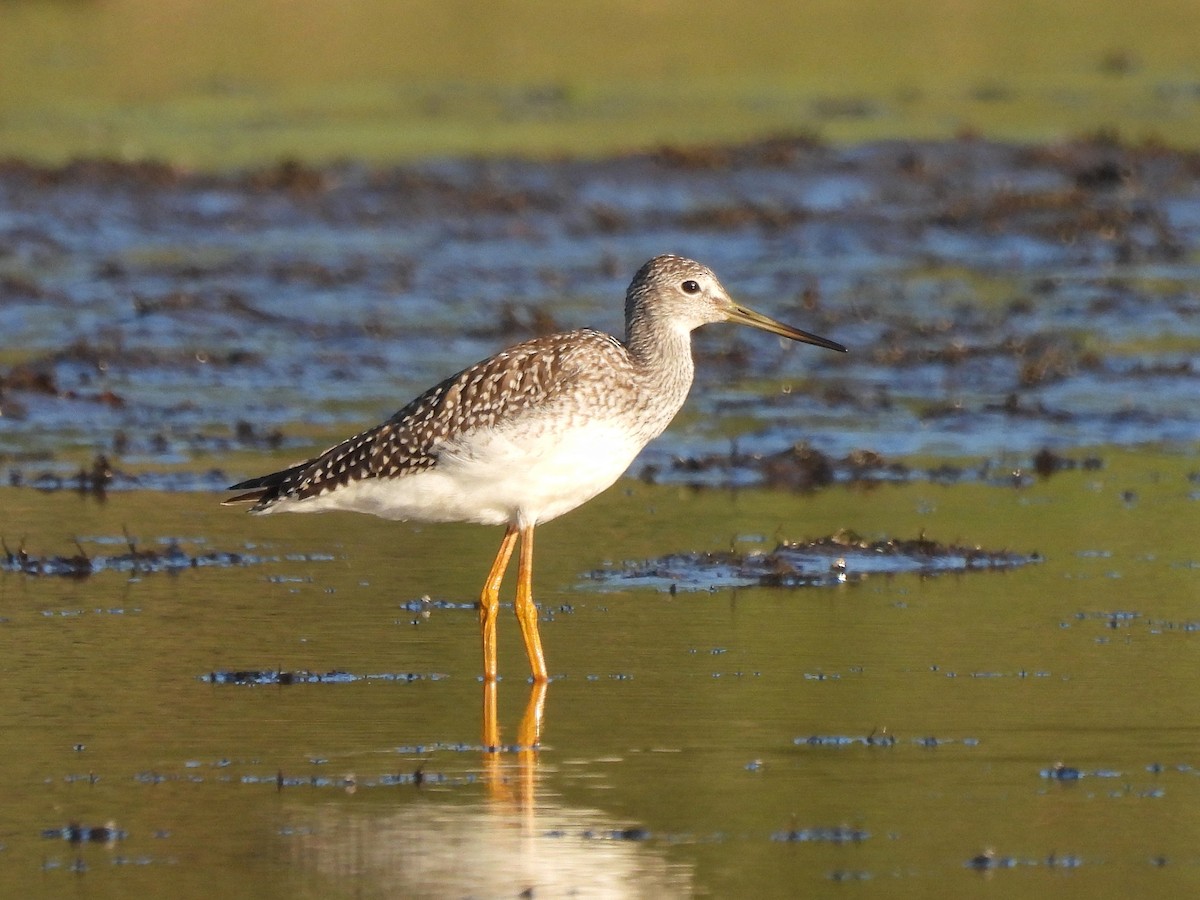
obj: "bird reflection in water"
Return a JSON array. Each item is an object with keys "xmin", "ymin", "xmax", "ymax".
[
  {"xmin": 481, "ymin": 679, "xmax": 546, "ymax": 809},
  {"xmin": 284, "ymin": 678, "xmax": 690, "ymax": 895}
]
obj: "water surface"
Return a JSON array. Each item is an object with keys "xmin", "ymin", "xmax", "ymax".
[
  {"xmin": 1, "ymin": 142, "xmax": 1199, "ymax": 896},
  {"xmin": 3, "ymin": 449, "xmax": 1199, "ymax": 897}
]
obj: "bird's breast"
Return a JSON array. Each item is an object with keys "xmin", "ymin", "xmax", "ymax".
[{"xmin": 436, "ymin": 415, "xmax": 649, "ymax": 526}]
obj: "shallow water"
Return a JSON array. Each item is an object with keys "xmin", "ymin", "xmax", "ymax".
[
  {"xmin": 2, "ymin": 447, "xmax": 1199, "ymax": 898},
  {"xmin": 1, "ymin": 139, "xmax": 1199, "ymax": 897}
]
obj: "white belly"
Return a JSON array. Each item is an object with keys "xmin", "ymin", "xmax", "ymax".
[{"xmin": 263, "ymin": 418, "xmax": 645, "ymax": 527}]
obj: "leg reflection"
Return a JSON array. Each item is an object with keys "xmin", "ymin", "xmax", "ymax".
[
  {"xmin": 482, "ymin": 678, "xmax": 501, "ymax": 752},
  {"xmin": 481, "ymin": 680, "xmax": 547, "ymax": 805},
  {"xmin": 518, "ymin": 680, "xmax": 547, "ymax": 751}
]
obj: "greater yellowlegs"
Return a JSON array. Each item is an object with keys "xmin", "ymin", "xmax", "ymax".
[{"xmin": 225, "ymin": 255, "xmax": 846, "ymax": 681}]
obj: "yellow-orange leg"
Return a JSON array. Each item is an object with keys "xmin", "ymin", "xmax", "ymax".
[
  {"xmin": 480, "ymin": 524, "xmax": 519, "ymax": 682},
  {"xmin": 482, "ymin": 678, "xmax": 500, "ymax": 752},
  {"xmin": 514, "ymin": 524, "xmax": 548, "ymax": 681},
  {"xmin": 518, "ymin": 680, "xmax": 547, "ymax": 749}
]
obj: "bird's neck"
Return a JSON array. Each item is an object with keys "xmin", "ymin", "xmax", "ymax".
[{"xmin": 624, "ymin": 314, "xmax": 696, "ymax": 429}]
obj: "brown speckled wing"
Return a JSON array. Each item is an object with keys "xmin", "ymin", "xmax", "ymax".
[{"xmin": 226, "ymin": 329, "xmax": 627, "ymax": 510}]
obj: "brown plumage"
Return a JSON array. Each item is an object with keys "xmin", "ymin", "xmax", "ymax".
[{"xmin": 224, "ymin": 329, "xmax": 632, "ymax": 510}]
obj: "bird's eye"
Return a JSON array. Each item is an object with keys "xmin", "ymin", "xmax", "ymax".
[{"xmin": 681, "ymin": 279, "xmax": 701, "ymax": 294}]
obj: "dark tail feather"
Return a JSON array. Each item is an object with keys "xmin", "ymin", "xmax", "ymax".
[{"xmin": 223, "ymin": 461, "xmax": 310, "ymax": 509}]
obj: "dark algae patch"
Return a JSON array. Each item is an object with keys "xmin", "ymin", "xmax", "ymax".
[
  {"xmin": 646, "ymin": 442, "xmax": 1104, "ymax": 490},
  {"xmin": 587, "ymin": 530, "xmax": 1039, "ymax": 592},
  {"xmin": 772, "ymin": 826, "xmax": 869, "ymax": 844},
  {"xmin": 42, "ymin": 823, "xmax": 128, "ymax": 844},
  {"xmin": 0, "ymin": 534, "xmax": 334, "ymax": 577},
  {"xmin": 201, "ymin": 669, "xmax": 445, "ymax": 685},
  {"xmin": 794, "ymin": 733, "xmax": 980, "ymax": 748}
]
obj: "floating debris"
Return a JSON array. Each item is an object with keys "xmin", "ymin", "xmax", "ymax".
[
  {"xmin": 1, "ymin": 534, "xmax": 334, "ymax": 578},
  {"xmin": 828, "ymin": 870, "xmax": 872, "ymax": 882},
  {"xmin": 772, "ymin": 827, "xmax": 869, "ymax": 844},
  {"xmin": 1042, "ymin": 763, "xmax": 1085, "ymax": 781},
  {"xmin": 1075, "ymin": 610, "xmax": 1141, "ymax": 629},
  {"xmin": 1033, "ymin": 447, "xmax": 1103, "ymax": 477},
  {"xmin": 398, "ymin": 596, "xmax": 475, "ymax": 612},
  {"xmin": 797, "ymin": 730, "xmax": 896, "ymax": 747},
  {"xmin": 966, "ymin": 850, "xmax": 1019, "ymax": 871},
  {"xmin": 965, "ymin": 849, "xmax": 1085, "ymax": 870},
  {"xmin": 200, "ymin": 669, "xmax": 446, "ymax": 685},
  {"xmin": 133, "ymin": 768, "xmax": 458, "ymax": 790},
  {"xmin": 1040, "ymin": 763, "xmax": 1123, "ymax": 781},
  {"xmin": 913, "ymin": 735, "xmax": 982, "ymax": 748},
  {"xmin": 42, "ymin": 822, "xmax": 127, "ymax": 844},
  {"xmin": 539, "ymin": 827, "xmax": 652, "ymax": 842},
  {"xmin": 580, "ymin": 828, "xmax": 651, "ymax": 842},
  {"xmin": 1045, "ymin": 853, "xmax": 1084, "ymax": 868},
  {"xmin": 586, "ymin": 530, "xmax": 1039, "ymax": 592},
  {"xmin": 796, "ymin": 733, "xmax": 980, "ymax": 748}
]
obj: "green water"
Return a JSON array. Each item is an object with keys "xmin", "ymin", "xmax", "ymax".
[
  {"xmin": 2, "ymin": 0, "xmax": 1199, "ymax": 167},
  {"xmin": 2, "ymin": 448, "xmax": 1198, "ymax": 897}
]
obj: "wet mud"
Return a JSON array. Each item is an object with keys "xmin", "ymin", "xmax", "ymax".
[
  {"xmin": 0, "ymin": 533, "xmax": 333, "ymax": 577},
  {"xmin": 586, "ymin": 530, "xmax": 1039, "ymax": 592},
  {"xmin": 646, "ymin": 442, "xmax": 1104, "ymax": 489},
  {"xmin": 2, "ymin": 135, "xmax": 1199, "ymax": 486}
]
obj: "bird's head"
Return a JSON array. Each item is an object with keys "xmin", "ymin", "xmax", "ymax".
[{"xmin": 626, "ymin": 254, "xmax": 847, "ymax": 352}]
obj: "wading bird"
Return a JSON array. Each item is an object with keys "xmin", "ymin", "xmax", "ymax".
[{"xmin": 225, "ymin": 255, "xmax": 846, "ymax": 681}]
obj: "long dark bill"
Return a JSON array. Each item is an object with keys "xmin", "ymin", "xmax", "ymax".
[{"xmin": 727, "ymin": 302, "xmax": 847, "ymax": 353}]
